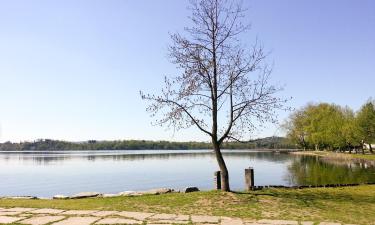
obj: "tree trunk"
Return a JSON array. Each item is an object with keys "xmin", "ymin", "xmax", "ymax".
[
  {"xmin": 213, "ymin": 141, "xmax": 230, "ymax": 192},
  {"xmin": 370, "ymin": 144, "xmax": 374, "ymax": 154}
]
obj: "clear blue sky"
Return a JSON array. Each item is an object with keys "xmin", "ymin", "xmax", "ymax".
[{"xmin": 0, "ymin": 0, "xmax": 374, "ymax": 142}]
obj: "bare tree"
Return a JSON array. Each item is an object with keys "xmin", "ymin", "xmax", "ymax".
[{"xmin": 141, "ymin": 0, "xmax": 287, "ymax": 191}]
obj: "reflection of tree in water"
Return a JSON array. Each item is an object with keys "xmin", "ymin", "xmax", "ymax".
[{"xmin": 286, "ymin": 156, "xmax": 375, "ymax": 186}]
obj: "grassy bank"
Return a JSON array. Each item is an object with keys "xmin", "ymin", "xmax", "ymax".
[
  {"xmin": 1, "ymin": 185, "xmax": 375, "ymax": 224},
  {"xmin": 291, "ymin": 150, "xmax": 375, "ymax": 161}
]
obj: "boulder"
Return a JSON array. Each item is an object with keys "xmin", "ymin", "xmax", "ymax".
[
  {"xmin": 53, "ymin": 195, "xmax": 69, "ymax": 199},
  {"xmin": 102, "ymin": 193, "xmax": 121, "ymax": 198},
  {"xmin": 140, "ymin": 188, "xmax": 174, "ymax": 195},
  {"xmin": 70, "ymin": 192, "xmax": 101, "ymax": 199},
  {"xmin": 184, "ymin": 187, "xmax": 200, "ymax": 193}
]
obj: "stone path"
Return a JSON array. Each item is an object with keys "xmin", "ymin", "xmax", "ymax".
[{"xmin": 0, "ymin": 207, "xmax": 352, "ymax": 225}]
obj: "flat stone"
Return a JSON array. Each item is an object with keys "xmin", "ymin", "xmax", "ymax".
[
  {"xmin": 5, "ymin": 196, "xmax": 38, "ymax": 200},
  {"xmin": 95, "ymin": 218, "xmax": 143, "ymax": 224},
  {"xmin": 117, "ymin": 211, "xmax": 154, "ymax": 220},
  {"xmin": 19, "ymin": 215, "xmax": 65, "ymax": 225},
  {"xmin": 221, "ymin": 218, "xmax": 244, "ymax": 225},
  {"xmin": 150, "ymin": 220, "xmax": 190, "ymax": 224},
  {"xmin": 91, "ymin": 211, "xmax": 118, "ymax": 217},
  {"xmin": 148, "ymin": 224, "xmax": 172, "ymax": 225},
  {"xmin": 0, "ymin": 211, "xmax": 21, "ymax": 216},
  {"xmin": 0, "ymin": 216, "xmax": 24, "ymax": 223},
  {"xmin": 191, "ymin": 215, "xmax": 220, "ymax": 223},
  {"xmin": 53, "ymin": 195, "xmax": 69, "ymax": 200},
  {"xmin": 61, "ymin": 210, "xmax": 98, "ymax": 215},
  {"xmin": 149, "ymin": 213, "xmax": 177, "ymax": 220},
  {"xmin": 1, "ymin": 208, "xmax": 36, "ymax": 212},
  {"xmin": 118, "ymin": 191, "xmax": 143, "ymax": 197},
  {"xmin": 51, "ymin": 216, "xmax": 99, "ymax": 225},
  {"xmin": 318, "ymin": 223, "xmax": 341, "ymax": 225},
  {"xmin": 31, "ymin": 208, "xmax": 65, "ymax": 214},
  {"xmin": 70, "ymin": 192, "xmax": 101, "ymax": 199},
  {"xmin": 257, "ymin": 219, "xmax": 298, "ymax": 225}
]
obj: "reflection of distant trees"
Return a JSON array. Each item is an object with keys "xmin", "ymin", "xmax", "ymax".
[
  {"xmin": 0, "ymin": 151, "xmax": 292, "ymax": 165},
  {"xmin": 286, "ymin": 156, "xmax": 375, "ymax": 186}
]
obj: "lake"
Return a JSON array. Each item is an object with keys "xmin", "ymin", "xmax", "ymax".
[{"xmin": 1, "ymin": 150, "xmax": 375, "ymax": 197}]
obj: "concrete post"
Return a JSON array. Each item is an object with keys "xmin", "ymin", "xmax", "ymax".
[
  {"xmin": 214, "ymin": 171, "xmax": 221, "ymax": 190},
  {"xmin": 245, "ymin": 167, "xmax": 254, "ymax": 190}
]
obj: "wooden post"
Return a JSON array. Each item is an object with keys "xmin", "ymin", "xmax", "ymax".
[
  {"xmin": 214, "ymin": 171, "xmax": 221, "ymax": 190},
  {"xmin": 245, "ymin": 167, "xmax": 254, "ymax": 191}
]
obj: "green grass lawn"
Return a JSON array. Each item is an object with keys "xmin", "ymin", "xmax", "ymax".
[{"xmin": 1, "ymin": 185, "xmax": 375, "ymax": 224}]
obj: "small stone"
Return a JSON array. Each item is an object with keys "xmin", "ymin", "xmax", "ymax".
[
  {"xmin": 70, "ymin": 192, "xmax": 101, "ymax": 199},
  {"xmin": 0, "ymin": 216, "xmax": 24, "ymax": 223},
  {"xmin": 184, "ymin": 187, "xmax": 200, "ymax": 193},
  {"xmin": 191, "ymin": 215, "xmax": 220, "ymax": 223},
  {"xmin": 61, "ymin": 210, "xmax": 98, "ymax": 215},
  {"xmin": 95, "ymin": 218, "xmax": 143, "ymax": 224},
  {"xmin": 19, "ymin": 215, "xmax": 65, "ymax": 225},
  {"xmin": 91, "ymin": 211, "xmax": 118, "ymax": 217},
  {"xmin": 116, "ymin": 211, "xmax": 154, "ymax": 220},
  {"xmin": 51, "ymin": 216, "xmax": 99, "ymax": 225},
  {"xmin": 53, "ymin": 195, "xmax": 69, "ymax": 200},
  {"xmin": 31, "ymin": 208, "xmax": 65, "ymax": 214},
  {"xmin": 257, "ymin": 219, "xmax": 298, "ymax": 225}
]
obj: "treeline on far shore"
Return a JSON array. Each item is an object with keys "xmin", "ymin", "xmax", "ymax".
[
  {"xmin": 284, "ymin": 99, "xmax": 375, "ymax": 153},
  {"xmin": 0, "ymin": 136, "xmax": 295, "ymax": 151}
]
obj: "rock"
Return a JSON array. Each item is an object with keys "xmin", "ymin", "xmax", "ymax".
[
  {"xmin": 69, "ymin": 192, "xmax": 101, "ymax": 199},
  {"xmin": 184, "ymin": 187, "xmax": 200, "ymax": 193},
  {"xmin": 140, "ymin": 188, "xmax": 174, "ymax": 195},
  {"xmin": 4, "ymin": 196, "xmax": 38, "ymax": 200},
  {"xmin": 118, "ymin": 191, "xmax": 142, "ymax": 196},
  {"xmin": 53, "ymin": 195, "xmax": 69, "ymax": 199},
  {"xmin": 102, "ymin": 193, "xmax": 121, "ymax": 198}
]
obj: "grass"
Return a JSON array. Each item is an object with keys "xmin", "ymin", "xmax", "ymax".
[
  {"xmin": 1, "ymin": 185, "xmax": 375, "ymax": 224},
  {"xmin": 292, "ymin": 150, "xmax": 375, "ymax": 161}
]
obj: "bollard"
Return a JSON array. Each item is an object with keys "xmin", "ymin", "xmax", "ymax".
[
  {"xmin": 245, "ymin": 167, "xmax": 254, "ymax": 191},
  {"xmin": 214, "ymin": 171, "xmax": 221, "ymax": 190}
]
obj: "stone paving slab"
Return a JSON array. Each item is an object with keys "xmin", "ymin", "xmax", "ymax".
[
  {"xmin": 116, "ymin": 211, "xmax": 154, "ymax": 220},
  {"xmin": 0, "ymin": 216, "xmax": 25, "ymax": 224},
  {"xmin": 31, "ymin": 208, "xmax": 65, "ymax": 214},
  {"xmin": 90, "ymin": 210, "xmax": 118, "ymax": 217},
  {"xmin": 319, "ymin": 223, "xmax": 341, "ymax": 225},
  {"xmin": 150, "ymin": 219, "xmax": 190, "ymax": 224},
  {"xmin": 1, "ymin": 207, "xmax": 36, "ymax": 212},
  {"xmin": 60, "ymin": 210, "xmax": 98, "ymax": 215},
  {"xmin": 149, "ymin": 213, "xmax": 177, "ymax": 220},
  {"xmin": 51, "ymin": 216, "xmax": 100, "ymax": 225},
  {"xmin": 191, "ymin": 215, "xmax": 220, "ymax": 223},
  {"xmin": 221, "ymin": 218, "xmax": 244, "ymax": 225},
  {"xmin": 147, "ymin": 224, "xmax": 172, "ymax": 225},
  {"xmin": 0, "ymin": 211, "xmax": 21, "ymax": 216},
  {"xmin": 174, "ymin": 215, "xmax": 190, "ymax": 221},
  {"xmin": 300, "ymin": 222, "xmax": 314, "ymax": 225},
  {"xmin": 256, "ymin": 219, "xmax": 298, "ymax": 225},
  {"xmin": 95, "ymin": 217, "xmax": 143, "ymax": 224},
  {"xmin": 19, "ymin": 215, "xmax": 66, "ymax": 225}
]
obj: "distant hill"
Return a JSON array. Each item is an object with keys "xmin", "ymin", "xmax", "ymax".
[{"xmin": 0, "ymin": 137, "xmax": 296, "ymax": 151}]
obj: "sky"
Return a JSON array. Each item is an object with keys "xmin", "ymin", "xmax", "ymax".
[{"xmin": 0, "ymin": 0, "xmax": 374, "ymax": 142}]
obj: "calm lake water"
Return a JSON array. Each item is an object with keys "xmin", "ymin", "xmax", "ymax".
[{"xmin": 1, "ymin": 150, "xmax": 375, "ymax": 197}]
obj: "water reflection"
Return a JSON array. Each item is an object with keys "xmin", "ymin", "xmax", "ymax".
[{"xmin": 286, "ymin": 155, "xmax": 375, "ymax": 186}]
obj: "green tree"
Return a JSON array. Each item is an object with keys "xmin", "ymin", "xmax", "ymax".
[{"xmin": 357, "ymin": 100, "xmax": 375, "ymax": 153}]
